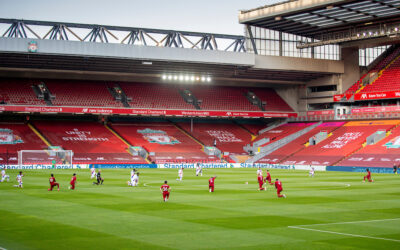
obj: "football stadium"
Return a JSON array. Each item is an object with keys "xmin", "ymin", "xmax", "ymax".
[{"xmin": 1, "ymin": 0, "xmax": 400, "ymax": 249}]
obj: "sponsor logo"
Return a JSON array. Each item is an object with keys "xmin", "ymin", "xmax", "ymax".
[
  {"xmin": 28, "ymin": 41, "xmax": 38, "ymax": 52},
  {"xmin": 138, "ymin": 128, "xmax": 180, "ymax": 145},
  {"xmin": 0, "ymin": 128, "xmax": 23, "ymax": 144}
]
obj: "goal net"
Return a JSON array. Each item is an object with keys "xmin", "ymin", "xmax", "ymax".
[{"xmin": 18, "ymin": 149, "xmax": 73, "ymax": 167}]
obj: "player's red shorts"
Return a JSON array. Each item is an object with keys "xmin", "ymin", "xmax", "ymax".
[
  {"xmin": 209, "ymin": 185, "xmax": 214, "ymax": 192},
  {"xmin": 258, "ymin": 181, "xmax": 264, "ymax": 189},
  {"xmin": 277, "ymin": 188, "xmax": 283, "ymax": 195},
  {"xmin": 49, "ymin": 182, "xmax": 59, "ymax": 191},
  {"xmin": 162, "ymin": 191, "xmax": 170, "ymax": 199},
  {"xmin": 70, "ymin": 181, "xmax": 76, "ymax": 190}
]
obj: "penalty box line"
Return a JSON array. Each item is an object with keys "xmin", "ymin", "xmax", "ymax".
[
  {"xmin": 294, "ymin": 218, "xmax": 400, "ymax": 227},
  {"xmin": 288, "ymin": 218, "xmax": 400, "ymax": 243}
]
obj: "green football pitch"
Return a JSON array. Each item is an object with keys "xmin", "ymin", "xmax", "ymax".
[{"xmin": 0, "ymin": 168, "xmax": 400, "ymax": 250}]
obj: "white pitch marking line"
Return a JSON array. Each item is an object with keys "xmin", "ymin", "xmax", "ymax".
[
  {"xmin": 288, "ymin": 226, "xmax": 400, "ymax": 243},
  {"xmin": 294, "ymin": 218, "xmax": 400, "ymax": 227},
  {"xmin": 0, "ymin": 247, "xmax": 7, "ymax": 250}
]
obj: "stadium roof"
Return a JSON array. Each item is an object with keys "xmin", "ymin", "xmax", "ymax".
[
  {"xmin": 0, "ymin": 52, "xmax": 331, "ymax": 85},
  {"xmin": 239, "ymin": 0, "xmax": 400, "ymax": 38}
]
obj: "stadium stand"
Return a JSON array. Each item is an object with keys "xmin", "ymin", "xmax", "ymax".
[
  {"xmin": 282, "ymin": 120, "xmax": 399, "ymax": 166},
  {"xmin": 252, "ymin": 122, "xmax": 316, "ymax": 148},
  {"xmin": 110, "ymin": 122, "xmax": 218, "ymax": 163},
  {"xmin": 237, "ymin": 123, "xmax": 266, "ymax": 135},
  {"xmin": 342, "ymin": 46, "xmax": 400, "ymax": 98},
  {"xmin": 256, "ymin": 122, "xmax": 346, "ymax": 163},
  {"xmin": 177, "ymin": 121, "xmax": 252, "ymax": 154},
  {"xmin": 359, "ymin": 52, "xmax": 400, "ymax": 93},
  {"xmin": 46, "ymin": 80, "xmax": 123, "ymax": 107},
  {"xmin": 119, "ymin": 83, "xmax": 194, "ymax": 110},
  {"xmin": 189, "ymin": 86, "xmax": 260, "ymax": 111},
  {"xmin": 0, "ymin": 78, "xmax": 294, "ymax": 113},
  {"xmin": 33, "ymin": 120, "xmax": 145, "ymax": 164},
  {"xmin": 340, "ymin": 122, "xmax": 400, "ymax": 168},
  {"xmin": 0, "ymin": 79, "xmax": 45, "ymax": 105},
  {"xmin": 251, "ymin": 88, "xmax": 293, "ymax": 112},
  {"xmin": 0, "ymin": 122, "xmax": 47, "ymax": 164}
]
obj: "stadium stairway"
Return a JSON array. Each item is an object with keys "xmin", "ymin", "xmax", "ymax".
[
  {"xmin": 27, "ymin": 123, "xmax": 52, "ymax": 148},
  {"xmin": 170, "ymin": 121, "xmax": 225, "ymax": 162},
  {"xmin": 104, "ymin": 124, "xmax": 151, "ymax": 163},
  {"xmin": 232, "ymin": 120, "xmax": 258, "ymax": 141},
  {"xmin": 245, "ymin": 121, "xmax": 322, "ymax": 163},
  {"xmin": 258, "ymin": 120, "xmax": 288, "ymax": 135},
  {"xmin": 169, "ymin": 121, "xmax": 205, "ymax": 146}
]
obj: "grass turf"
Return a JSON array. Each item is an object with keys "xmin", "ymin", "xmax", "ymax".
[{"xmin": 0, "ymin": 168, "xmax": 399, "ymax": 249}]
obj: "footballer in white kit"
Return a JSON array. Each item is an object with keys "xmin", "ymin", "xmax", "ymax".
[
  {"xmin": 309, "ymin": 167, "xmax": 315, "ymax": 177},
  {"xmin": 90, "ymin": 167, "xmax": 96, "ymax": 179},
  {"xmin": 1, "ymin": 168, "xmax": 10, "ymax": 182},
  {"xmin": 14, "ymin": 171, "xmax": 23, "ymax": 188},
  {"xmin": 257, "ymin": 167, "xmax": 263, "ymax": 176},
  {"xmin": 177, "ymin": 167, "xmax": 183, "ymax": 181},
  {"xmin": 128, "ymin": 170, "xmax": 139, "ymax": 187},
  {"xmin": 196, "ymin": 164, "xmax": 202, "ymax": 176}
]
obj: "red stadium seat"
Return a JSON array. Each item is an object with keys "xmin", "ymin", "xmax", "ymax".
[
  {"xmin": 0, "ymin": 79, "xmax": 46, "ymax": 105},
  {"xmin": 110, "ymin": 122, "xmax": 217, "ymax": 163},
  {"xmin": 46, "ymin": 80, "xmax": 123, "ymax": 107},
  {"xmin": 0, "ymin": 122, "xmax": 48, "ymax": 164},
  {"xmin": 282, "ymin": 120, "xmax": 399, "ymax": 166},
  {"xmin": 33, "ymin": 121, "xmax": 145, "ymax": 164},
  {"xmin": 178, "ymin": 121, "xmax": 252, "ymax": 154},
  {"xmin": 256, "ymin": 122, "xmax": 346, "ymax": 164}
]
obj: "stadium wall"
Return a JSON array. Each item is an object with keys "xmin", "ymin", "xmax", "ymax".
[
  {"xmin": 254, "ymin": 54, "xmax": 344, "ymax": 74},
  {"xmin": 275, "ymin": 86, "xmax": 300, "ymax": 112},
  {"xmin": 341, "ymin": 47, "xmax": 361, "ymax": 93}
]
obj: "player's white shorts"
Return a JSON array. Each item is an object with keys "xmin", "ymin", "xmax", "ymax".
[{"xmin": 1, "ymin": 175, "xmax": 9, "ymax": 182}]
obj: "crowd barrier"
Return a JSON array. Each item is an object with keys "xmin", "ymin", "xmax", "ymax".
[
  {"xmin": 8, "ymin": 163, "xmax": 396, "ymax": 173},
  {"xmin": 327, "ymin": 165, "xmax": 395, "ymax": 174},
  {"xmin": 89, "ymin": 164, "xmax": 157, "ymax": 169},
  {"xmin": 0, "ymin": 163, "xmax": 301, "ymax": 170},
  {"xmin": 1, "ymin": 164, "xmax": 89, "ymax": 169}
]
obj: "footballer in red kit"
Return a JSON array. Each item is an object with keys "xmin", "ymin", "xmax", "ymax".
[
  {"xmin": 363, "ymin": 168, "xmax": 373, "ymax": 182},
  {"xmin": 48, "ymin": 173, "xmax": 60, "ymax": 191},
  {"xmin": 209, "ymin": 176, "xmax": 217, "ymax": 192},
  {"xmin": 69, "ymin": 173, "xmax": 77, "ymax": 190},
  {"xmin": 257, "ymin": 174, "xmax": 265, "ymax": 191},
  {"xmin": 160, "ymin": 181, "xmax": 171, "ymax": 202},
  {"xmin": 274, "ymin": 179, "xmax": 286, "ymax": 198},
  {"xmin": 265, "ymin": 170, "xmax": 273, "ymax": 185}
]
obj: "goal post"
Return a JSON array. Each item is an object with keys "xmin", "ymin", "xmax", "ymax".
[{"xmin": 18, "ymin": 149, "xmax": 73, "ymax": 167}]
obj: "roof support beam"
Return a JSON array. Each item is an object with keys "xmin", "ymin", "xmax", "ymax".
[{"xmin": 246, "ymin": 25, "xmax": 258, "ymax": 55}]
